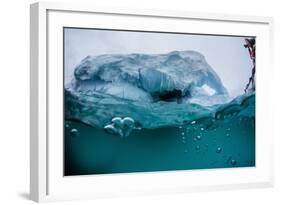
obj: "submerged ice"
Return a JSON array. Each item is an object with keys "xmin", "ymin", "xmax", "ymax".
[{"xmin": 65, "ymin": 50, "xmax": 254, "ymax": 137}]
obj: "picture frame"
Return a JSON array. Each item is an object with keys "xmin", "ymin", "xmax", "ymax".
[{"xmin": 30, "ymin": 2, "xmax": 274, "ymax": 202}]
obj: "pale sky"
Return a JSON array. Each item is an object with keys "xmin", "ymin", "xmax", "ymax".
[{"xmin": 64, "ymin": 28, "xmax": 253, "ymax": 97}]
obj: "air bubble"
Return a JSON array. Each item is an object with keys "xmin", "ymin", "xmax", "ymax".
[
  {"xmin": 123, "ymin": 117, "xmax": 135, "ymax": 128},
  {"xmin": 196, "ymin": 135, "xmax": 201, "ymax": 140},
  {"xmin": 111, "ymin": 117, "xmax": 123, "ymax": 128},
  {"xmin": 231, "ymin": 159, "xmax": 237, "ymax": 166},
  {"xmin": 216, "ymin": 147, "xmax": 222, "ymax": 153},
  {"xmin": 70, "ymin": 128, "xmax": 78, "ymax": 137}
]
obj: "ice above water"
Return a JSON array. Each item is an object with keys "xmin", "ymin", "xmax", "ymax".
[
  {"xmin": 65, "ymin": 50, "xmax": 255, "ymax": 137},
  {"xmin": 69, "ymin": 50, "xmax": 228, "ymax": 103}
]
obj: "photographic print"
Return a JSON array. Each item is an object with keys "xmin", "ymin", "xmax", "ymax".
[{"xmin": 64, "ymin": 28, "xmax": 255, "ymax": 176}]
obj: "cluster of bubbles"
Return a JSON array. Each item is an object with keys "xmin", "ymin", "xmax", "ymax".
[
  {"xmin": 104, "ymin": 117, "xmax": 139, "ymax": 138},
  {"xmin": 179, "ymin": 118, "xmax": 238, "ymax": 167}
]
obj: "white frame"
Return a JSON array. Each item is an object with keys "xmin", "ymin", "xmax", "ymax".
[{"xmin": 30, "ymin": 2, "xmax": 274, "ymax": 202}]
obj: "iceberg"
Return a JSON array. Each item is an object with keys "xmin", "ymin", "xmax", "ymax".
[
  {"xmin": 70, "ymin": 50, "xmax": 228, "ymax": 103},
  {"xmin": 64, "ymin": 50, "xmax": 250, "ymax": 137}
]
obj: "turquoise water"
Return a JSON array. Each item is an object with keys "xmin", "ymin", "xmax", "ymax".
[{"xmin": 64, "ymin": 93, "xmax": 255, "ymax": 176}]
